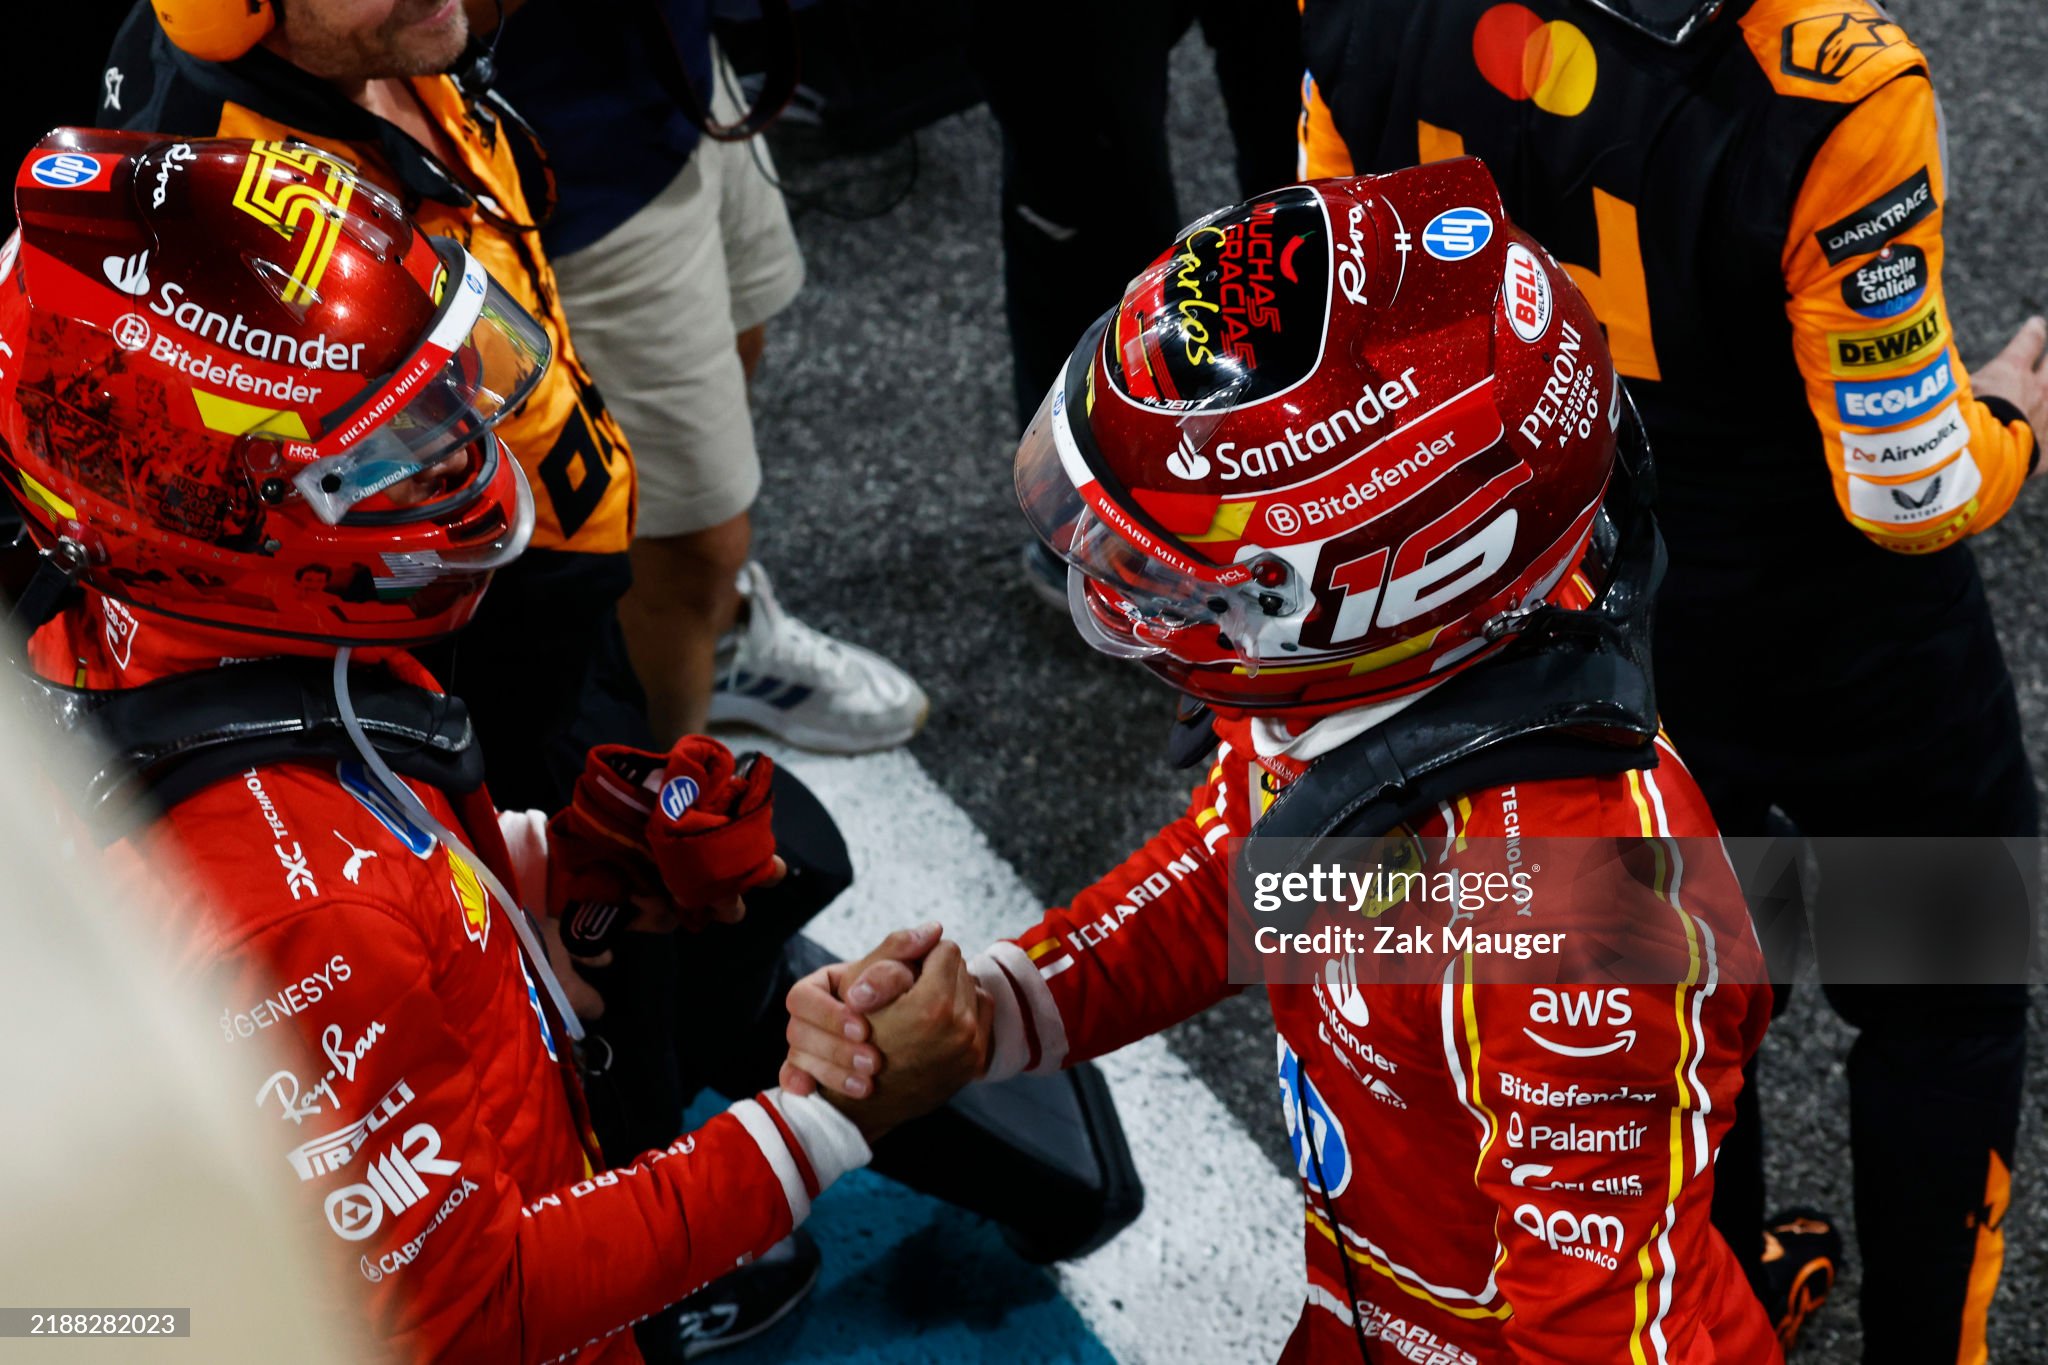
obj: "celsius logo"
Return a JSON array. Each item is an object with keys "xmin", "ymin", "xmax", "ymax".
[
  {"xmin": 1165, "ymin": 431, "xmax": 1211, "ymax": 481},
  {"xmin": 102, "ymin": 249, "xmax": 151, "ymax": 297}
]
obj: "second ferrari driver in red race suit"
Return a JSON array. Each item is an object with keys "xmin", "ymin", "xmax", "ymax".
[
  {"xmin": 781, "ymin": 161, "xmax": 1782, "ymax": 1362},
  {"xmin": 0, "ymin": 131, "xmax": 984, "ymax": 1361},
  {"xmin": 1297, "ymin": 1, "xmax": 2046, "ymax": 1357}
]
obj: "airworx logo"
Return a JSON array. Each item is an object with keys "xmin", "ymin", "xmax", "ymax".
[{"xmin": 1165, "ymin": 431, "xmax": 1211, "ymax": 481}]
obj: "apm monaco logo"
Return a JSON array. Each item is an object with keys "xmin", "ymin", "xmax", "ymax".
[{"xmin": 1164, "ymin": 431, "xmax": 1211, "ymax": 481}]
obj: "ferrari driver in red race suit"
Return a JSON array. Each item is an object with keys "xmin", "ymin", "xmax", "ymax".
[
  {"xmin": 0, "ymin": 130, "xmax": 982, "ymax": 1361},
  {"xmin": 781, "ymin": 160, "xmax": 1782, "ymax": 1361}
]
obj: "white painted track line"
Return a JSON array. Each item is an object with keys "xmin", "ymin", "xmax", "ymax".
[{"xmin": 748, "ymin": 740, "xmax": 1303, "ymax": 1364}]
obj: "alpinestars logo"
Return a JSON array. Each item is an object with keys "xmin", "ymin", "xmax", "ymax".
[
  {"xmin": 102, "ymin": 249, "xmax": 150, "ymax": 297},
  {"xmin": 1165, "ymin": 430, "xmax": 1211, "ymax": 481}
]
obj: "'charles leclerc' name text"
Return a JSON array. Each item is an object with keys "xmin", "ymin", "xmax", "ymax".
[
  {"xmin": 1209, "ymin": 366, "xmax": 1421, "ymax": 481},
  {"xmin": 149, "ymin": 281, "xmax": 366, "ymax": 371}
]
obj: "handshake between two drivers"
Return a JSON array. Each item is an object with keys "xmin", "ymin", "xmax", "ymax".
[{"xmin": 779, "ymin": 924, "xmax": 993, "ymax": 1141}]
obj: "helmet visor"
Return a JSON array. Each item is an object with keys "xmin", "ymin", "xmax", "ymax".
[
  {"xmin": 247, "ymin": 239, "xmax": 551, "ymax": 525},
  {"xmin": 1014, "ymin": 367, "xmax": 1304, "ymax": 665}
]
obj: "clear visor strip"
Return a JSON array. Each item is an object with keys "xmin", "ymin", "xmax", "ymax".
[
  {"xmin": 290, "ymin": 247, "xmax": 496, "ymax": 520},
  {"xmin": 1043, "ymin": 359, "xmax": 1248, "ymax": 587}
]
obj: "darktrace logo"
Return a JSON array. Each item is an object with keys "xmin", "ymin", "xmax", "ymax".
[{"xmin": 1816, "ymin": 168, "xmax": 1935, "ymax": 266}]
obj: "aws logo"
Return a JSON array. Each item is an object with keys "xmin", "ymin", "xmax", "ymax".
[{"xmin": 1473, "ymin": 4, "xmax": 1598, "ymax": 118}]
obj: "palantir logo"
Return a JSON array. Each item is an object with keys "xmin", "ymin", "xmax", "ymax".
[
  {"xmin": 102, "ymin": 249, "xmax": 151, "ymax": 297},
  {"xmin": 1165, "ymin": 430, "xmax": 1211, "ymax": 481}
]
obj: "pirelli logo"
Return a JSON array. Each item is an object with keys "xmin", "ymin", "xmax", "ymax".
[
  {"xmin": 230, "ymin": 141, "xmax": 356, "ymax": 306},
  {"xmin": 1829, "ymin": 299, "xmax": 1946, "ymax": 376}
]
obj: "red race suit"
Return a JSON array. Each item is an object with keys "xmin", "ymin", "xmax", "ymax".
[
  {"xmin": 970, "ymin": 710, "xmax": 1779, "ymax": 1364},
  {"xmin": 31, "ymin": 594, "xmax": 868, "ymax": 1363}
]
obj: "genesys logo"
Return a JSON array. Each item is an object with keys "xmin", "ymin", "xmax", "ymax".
[
  {"xmin": 1829, "ymin": 299, "xmax": 1946, "ymax": 376},
  {"xmin": 1841, "ymin": 243, "xmax": 1927, "ymax": 319},
  {"xmin": 1835, "ymin": 354, "xmax": 1954, "ymax": 425},
  {"xmin": 1839, "ymin": 402, "xmax": 1966, "ymax": 476},
  {"xmin": 1816, "ymin": 168, "xmax": 1935, "ymax": 266}
]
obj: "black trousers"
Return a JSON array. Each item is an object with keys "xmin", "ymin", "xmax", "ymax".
[
  {"xmin": 967, "ymin": 0, "xmax": 1303, "ymax": 423},
  {"xmin": 1657, "ymin": 564, "xmax": 2034, "ymax": 1364}
]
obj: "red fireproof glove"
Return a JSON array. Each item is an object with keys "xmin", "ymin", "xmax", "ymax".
[
  {"xmin": 645, "ymin": 739, "xmax": 779, "ymax": 906},
  {"xmin": 548, "ymin": 738, "xmax": 778, "ymax": 947}
]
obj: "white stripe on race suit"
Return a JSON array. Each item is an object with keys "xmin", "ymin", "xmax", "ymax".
[{"xmin": 744, "ymin": 739, "xmax": 1302, "ymax": 1364}]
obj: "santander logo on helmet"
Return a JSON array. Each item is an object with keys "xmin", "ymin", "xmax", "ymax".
[{"xmin": 1017, "ymin": 158, "xmax": 1626, "ymax": 714}]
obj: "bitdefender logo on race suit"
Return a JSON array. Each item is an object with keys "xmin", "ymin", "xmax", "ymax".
[{"xmin": 1109, "ymin": 186, "xmax": 1330, "ymax": 408}]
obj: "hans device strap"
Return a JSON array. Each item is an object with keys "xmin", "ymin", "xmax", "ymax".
[
  {"xmin": 1242, "ymin": 423, "xmax": 1666, "ymax": 867},
  {"xmin": 22, "ymin": 658, "xmax": 484, "ymax": 840}
]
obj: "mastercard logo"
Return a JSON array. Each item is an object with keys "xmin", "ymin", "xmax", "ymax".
[{"xmin": 1474, "ymin": 4, "xmax": 1598, "ymax": 117}]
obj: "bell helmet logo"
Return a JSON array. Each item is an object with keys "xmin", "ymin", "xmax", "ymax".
[
  {"xmin": 102, "ymin": 249, "xmax": 151, "ymax": 297},
  {"xmin": 1165, "ymin": 431, "xmax": 1211, "ymax": 482},
  {"xmin": 1502, "ymin": 243, "xmax": 1552, "ymax": 343}
]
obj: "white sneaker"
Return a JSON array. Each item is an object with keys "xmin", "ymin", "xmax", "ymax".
[{"xmin": 707, "ymin": 562, "xmax": 929, "ymax": 753}]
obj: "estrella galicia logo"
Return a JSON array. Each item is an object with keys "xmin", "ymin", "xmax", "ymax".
[
  {"xmin": 29, "ymin": 153, "xmax": 102, "ymax": 189},
  {"xmin": 658, "ymin": 775, "xmax": 701, "ymax": 823},
  {"xmin": 1421, "ymin": 207, "xmax": 1494, "ymax": 262},
  {"xmin": 1816, "ymin": 168, "xmax": 1935, "ymax": 266},
  {"xmin": 337, "ymin": 760, "xmax": 436, "ymax": 858},
  {"xmin": 1835, "ymin": 353, "xmax": 1954, "ymax": 426},
  {"xmin": 1277, "ymin": 1037, "xmax": 1351, "ymax": 1196},
  {"xmin": 1842, "ymin": 243, "xmax": 1927, "ymax": 319}
]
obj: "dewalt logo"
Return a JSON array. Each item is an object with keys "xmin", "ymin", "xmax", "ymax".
[{"xmin": 1829, "ymin": 299, "xmax": 1945, "ymax": 376}]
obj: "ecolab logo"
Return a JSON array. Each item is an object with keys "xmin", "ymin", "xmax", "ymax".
[
  {"xmin": 148, "ymin": 282, "xmax": 365, "ymax": 371},
  {"xmin": 1166, "ymin": 367, "xmax": 1421, "ymax": 482}
]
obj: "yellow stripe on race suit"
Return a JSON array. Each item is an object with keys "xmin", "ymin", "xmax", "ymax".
[
  {"xmin": 1303, "ymin": 1205, "xmax": 1510, "ymax": 1322},
  {"xmin": 1624, "ymin": 766, "xmax": 1707, "ymax": 1365},
  {"xmin": 1025, "ymin": 938, "xmax": 1063, "ymax": 962}
]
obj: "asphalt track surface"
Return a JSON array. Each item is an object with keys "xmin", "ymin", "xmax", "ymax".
[{"xmin": 736, "ymin": 7, "xmax": 2048, "ymax": 1358}]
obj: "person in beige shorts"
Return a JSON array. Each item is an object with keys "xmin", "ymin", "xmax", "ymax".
[{"xmin": 499, "ymin": 17, "xmax": 928, "ymax": 754}]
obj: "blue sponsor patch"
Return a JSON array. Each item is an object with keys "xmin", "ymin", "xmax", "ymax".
[
  {"xmin": 1277, "ymin": 1038, "xmax": 1351, "ymax": 1197},
  {"xmin": 1835, "ymin": 354, "xmax": 1955, "ymax": 426},
  {"xmin": 658, "ymin": 775, "xmax": 700, "ymax": 822},
  {"xmin": 519, "ymin": 955, "xmax": 560, "ymax": 1062},
  {"xmin": 1421, "ymin": 206, "xmax": 1493, "ymax": 261},
  {"xmin": 1841, "ymin": 243, "xmax": 1927, "ymax": 319},
  {"xmin": 29, "ymin": 153, "xmax": 101, "ymax": 189},
  {"xmin": 336, "ymin": 760, "xmax": 436, "ymax": 858}
]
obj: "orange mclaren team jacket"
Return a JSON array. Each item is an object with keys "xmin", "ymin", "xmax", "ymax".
[
  {"xmin": 1298, "ymin": 0, "xmax": 2035, "ymax": 562},
  {"xmin": 100, "ymin": 10, "xmax": 635, "ymax": 554},
  {"xmin": 29, "ymin": 597, "xmax": 867, "ymax": 1363},
  {"xmin": 970, "ymin": 711, "xmax": 1778, "ymax": 1362}
]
